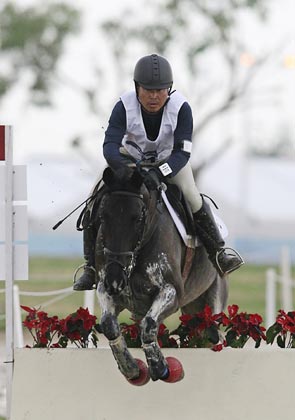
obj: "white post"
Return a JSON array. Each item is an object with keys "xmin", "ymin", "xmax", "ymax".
[
  {"xmin": 266, "ymin": 268, "xmax": 276, "ymax": 328},
  {"xmin": 13, "ymin": 285, "xmax": 24, "ymax": 348},
  {"xmin": 4, "ymin": 126, "xmax": 14, "ymax": 419},
  {"xmin": 84, "ymin": 290, "xmax": 95, "ymax": 314},
  {"xmin": 281, "ymin": 246, "xmax": 292, "ymax": 311},
  {"xmin": 84, "ymin": 290, "xmax": 95, "ymax": 347}
]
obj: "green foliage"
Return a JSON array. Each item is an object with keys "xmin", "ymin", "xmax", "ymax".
[{"xmin": 0, "ymin": 2, "xmax": 80, "ymax": 105}]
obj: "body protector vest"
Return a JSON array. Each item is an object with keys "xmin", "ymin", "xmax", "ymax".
[{"xmin": 121, "ymin": 91, "xmax": 186, "ymax": 162}]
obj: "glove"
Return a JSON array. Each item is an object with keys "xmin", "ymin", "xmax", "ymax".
[{"xmin": 143, "ymin": 168, "xmax": 163, "ymax": 190}]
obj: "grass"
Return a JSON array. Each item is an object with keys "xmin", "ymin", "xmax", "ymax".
[
  {"xmin": 227, "ymin": 264, "xmax": 275, "ymax": 317},
  {"xmin": 1, "ymin": 257, "xmax": 294, "ymax": 334},
  {"xmin": 0, "ymin": 257, "xmax": 85, "ymax": 331}
]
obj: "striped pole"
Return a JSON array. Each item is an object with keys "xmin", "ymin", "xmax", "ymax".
[
  {"xmin": 0, "ymin": 125, "xmax": 5, "ymax": 160},
  {"xmin": 1, "ymin": 125, "xmax": 14, "ymax": 419}
]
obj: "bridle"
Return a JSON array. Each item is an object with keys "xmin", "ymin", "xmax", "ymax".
[{"xmin": 98, "ymin": 190, "xmax": 147, "ymax": 279}]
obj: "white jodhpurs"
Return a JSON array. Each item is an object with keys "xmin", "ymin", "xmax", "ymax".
[{"xmin": 168, "ymin": 162, "xmax": 202, "ymax": 213}]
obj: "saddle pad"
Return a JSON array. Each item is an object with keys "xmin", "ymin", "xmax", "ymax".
[{"xmin": 161, "ymin": 190, "xmax": 228, "ymax": 249}]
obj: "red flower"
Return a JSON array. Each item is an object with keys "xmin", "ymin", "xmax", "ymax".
[
  {"xmin": 23, "ymin": 318, "xmax": 38, "ymax": 330},
  {"xmin": 21, "ymin": 305, "xmax": 37, "ymax": 315},
  {"xmin": 158, "ymin": 324, "xmax": 168, "ymax": 336},
  {"xmin": 228, "ymin": 304, "xmax": 239, "ymax": 318},
  {"xmin": 276, "ymin": 310, "xmax": 295, "ymax": 334},
  {"xmin": 22, "ymin": 306, "xmax": 99, "ymax": 348},
  {"xmin": 76, "ymin": 307, "xmax": 97, "ymax": 331},
  {"xmin": 179, "ymin": 314, "xmax": 193, "ymax": 326},
  {"xmin": 122, "ymin": 324, "xmax": 139, "ymax": 340},
  {"xmin": 212, "ymin": 343, "xmax": 224, "ymax": 352}
]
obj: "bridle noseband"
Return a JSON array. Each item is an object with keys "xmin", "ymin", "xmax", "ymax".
[{"xmin": 103, "ymin": 248, "xmax": 137, "ymax": 280}]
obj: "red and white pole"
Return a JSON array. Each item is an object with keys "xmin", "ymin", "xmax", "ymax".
[
  {"xmin": 0, "ymin": 125, "xmax": 14, "ymax": 419},
  {"xmin": 0, "ymin": 125, "xmax": 5, "ymax": 160}
]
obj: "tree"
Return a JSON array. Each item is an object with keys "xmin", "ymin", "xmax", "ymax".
[
  {"xmin": 0, "ymin": 1, "xmax": 80, "ymax": 106},
  {"xmin": 100, "ymin": 0, "xmax": 272, "ymax": 176},
  {"xmin": 0, "ymin": 1, "xmax": 280, "ymax": 169}
]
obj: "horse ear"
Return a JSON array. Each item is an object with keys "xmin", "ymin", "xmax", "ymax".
[
  {"xmin": 102, "ymin": 167, "xmax": 115, "ymax": 186},
  {"xmin": 102, "ymin": 166, "xmax": 143, "ymax": 190}
]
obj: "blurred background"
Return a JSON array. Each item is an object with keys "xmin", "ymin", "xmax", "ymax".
[
  {"xmin": 0, "ymin": 0, "xmax": 295, "ymax": 322},
  {"xmin": 1, "ymin": 0, "xmax": 294, "ymax": 264}
]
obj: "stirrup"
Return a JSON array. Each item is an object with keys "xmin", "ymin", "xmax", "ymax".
[
  {"xmin": 73, "ymin": 264, "xmax": 96, "ymax": 288},
  {"xmin": 216, "ymin": 247, "xmax": 244, "ymax": 275}
]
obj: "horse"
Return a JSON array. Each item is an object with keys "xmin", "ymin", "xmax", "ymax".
[{"xmin": 95, "ymin": 166, "xmax": 228, "ymax": 384}]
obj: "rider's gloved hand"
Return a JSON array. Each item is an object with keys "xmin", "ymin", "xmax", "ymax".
[{"xmin": 143, "ymin": 168, "xmax": 163, "ymax": 190}]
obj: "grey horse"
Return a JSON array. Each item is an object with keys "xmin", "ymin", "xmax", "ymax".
[{"xmin": 95, "ymin": 167, "xmax": 228, "ymax": 384}]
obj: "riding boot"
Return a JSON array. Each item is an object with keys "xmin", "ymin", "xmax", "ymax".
[
  {"xmin": 73, "ymin": 226, "xmax": 97, "ymax": 291},
  {"xmin": 193, "ymin": 198, "xmax": 244, "ymax": 276}
]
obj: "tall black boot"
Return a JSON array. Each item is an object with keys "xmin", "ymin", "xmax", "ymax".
[
  {"xmin": 193, "ymin": 198, "xmax": 244, "ymax": 276},
  {"xmin": 73, "ymin": 226, "xmax": 97, "ymax": 291}
]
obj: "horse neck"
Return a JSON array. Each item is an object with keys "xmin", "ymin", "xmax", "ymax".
[{"xmin": 141, "ymin": 189, "xmax": 161, "ymax": 244}]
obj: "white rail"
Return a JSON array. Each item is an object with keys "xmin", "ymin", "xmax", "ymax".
[{"xmin": 265, "ymin": 246, "xmax": 295, "ymax": 328}]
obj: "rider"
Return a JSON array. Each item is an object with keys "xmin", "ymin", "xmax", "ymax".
[{"xmin": 73, "ymin": 53, "xmax": 243, "ymax": 290}]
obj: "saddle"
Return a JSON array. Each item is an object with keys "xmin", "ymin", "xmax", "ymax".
[{"xmin": 163, "ymin": 184, "xmax": 196, "ymax": 247}]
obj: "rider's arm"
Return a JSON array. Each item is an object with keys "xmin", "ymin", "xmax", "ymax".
[
  {"xmin": 103, "ymin": 101, "xmax": 131, "ymax": 170},
  {"xmin": 164, "ymin": 102, "xmax": 193, "ymax": 178}
]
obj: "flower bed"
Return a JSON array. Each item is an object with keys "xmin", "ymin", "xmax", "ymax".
[
  {"xmin": 21, "ymin": 305, "xmax": 98, "ymax": 348},
  {"xmin": 21, "ymin": 304, "xmax": 295, "ymax": 350}
]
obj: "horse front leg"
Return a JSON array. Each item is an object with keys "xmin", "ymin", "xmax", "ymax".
[
  {"xmin": 141, "ymin": 283, "xmax": 178, "ymax": 381},
  {"xmin": 96, "ymin": 282, "xmax": 140, "ymax": 380}
]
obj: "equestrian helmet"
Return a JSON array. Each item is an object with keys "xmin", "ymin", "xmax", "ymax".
[{"xmin": 133, "ymin": 54, "xmax": 173, "ymax": 90}]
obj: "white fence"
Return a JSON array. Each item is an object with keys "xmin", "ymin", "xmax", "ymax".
[{"xmin": 266, "ymin": 246, "xmax": 295, "ymax": 328}]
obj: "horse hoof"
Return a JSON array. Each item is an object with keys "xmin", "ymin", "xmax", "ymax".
[
  {"xmin": 162, "ymin": 357, "xmax": 184, "ymax": 383},
  {"xmin": 127, "ymin": 359, "xmax": 150, "ymax": 386}
]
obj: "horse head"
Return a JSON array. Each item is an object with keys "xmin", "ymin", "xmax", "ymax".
[{"xmin": 98, "ymin": 167, "xmax": 148, "ymax": 295}]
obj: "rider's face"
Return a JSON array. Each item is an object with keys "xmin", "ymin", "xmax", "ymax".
[{"xmin": 137, "ymin": 86, "xmax": 169, "ymax": 113}]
